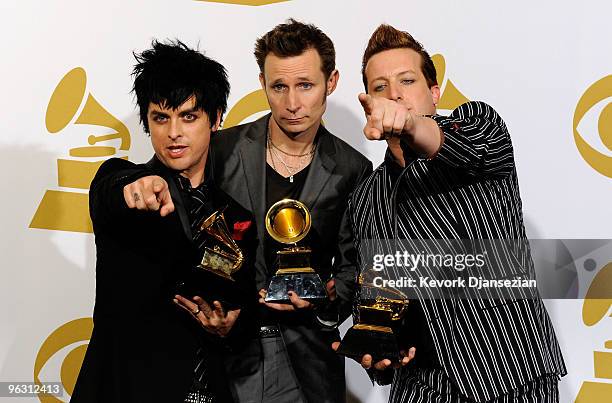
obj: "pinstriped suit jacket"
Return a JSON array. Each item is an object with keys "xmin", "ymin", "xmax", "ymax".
[{"xmin": 349, "ymin": 102, "xmax": 566, "ymax": 401}]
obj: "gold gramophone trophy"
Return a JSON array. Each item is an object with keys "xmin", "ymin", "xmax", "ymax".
[
  {"xmin": 337, "ymin": 274, "xmax": 409, "ymax": 362},
  {"xmin": 198, "ymin": 209, "xmax": 244, "ymax": 279},
  {"xmin": 177, "ymin": 209, "xmax": 245, "ymax": 307},
  {"xmin": 264, "ymin": 199, "xmax": 327, "ymax": 303}
]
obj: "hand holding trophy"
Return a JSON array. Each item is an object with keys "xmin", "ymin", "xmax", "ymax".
[
  {"xmin": 263, "ymin": 199, "xmax": 328, "ymax": 304},
  {"xmin": 176, "ymin": 208, "xmax": 246, "ymax": 309},
  {"xmin": 336, "ymin": 273, "xmax": 409, "ymax": 362}
]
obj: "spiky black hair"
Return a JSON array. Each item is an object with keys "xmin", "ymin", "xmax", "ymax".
[{"xmin": 132, "ymin": 39, "xmax": 230, "ymax": 133}]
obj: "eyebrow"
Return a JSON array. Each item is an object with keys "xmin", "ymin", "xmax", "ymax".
[
  {"xmin": 270, "ymin": 77, "xmax": 313, "ymax": 85},
  {"xmin": 370, "ymin": 69, "xmax": 417, "ymax": 82},
  {"xmin": 270, "ymin": 79, "xmax": 286, "ymax": 86},
  {"xmin": 149, "ymin": 110, "xmax": 168, "ymax": 117},
  {"xmin": 177, "ymin": 108, "xmax": 199, "ymax": 115},
  {"xmin": 149, "ymin": 107, "xmax": 199, "ymax": 116}
]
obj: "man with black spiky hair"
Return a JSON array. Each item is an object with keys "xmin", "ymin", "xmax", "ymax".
[{"xmin": 71, "ymin": 40, "xmax": 253, "ymax": 403}]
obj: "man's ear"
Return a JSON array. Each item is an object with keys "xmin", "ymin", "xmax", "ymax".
[
  {"xmin": 212, "ymin": 110, "xmax": 222, "ymax": 131},
  {"xmin": 326, "ymin": 69, "xmax": 339, "ymax": 96},
  {"xmin": 259, "ymin": 73, "xmax": 266, "ymax": 91},
  {"xmin": 430, "ymin": 85, "xmax": 441, "ymax": 106}
]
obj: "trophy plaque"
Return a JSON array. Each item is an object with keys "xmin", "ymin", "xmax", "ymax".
[
  {"xmin": 264, "ymin": 199, "xmax": 327, "ymax": 304},
  {"xmin": 336, "ymin": 275, "xmax": 409, "ymax": 362},
  {"xmin": 176, "ymin": 209, "xmax": 245, "ymax": 307},
  {"xmin": 197, "ymin": 209, "xmax": 244, "ymax": 280}
]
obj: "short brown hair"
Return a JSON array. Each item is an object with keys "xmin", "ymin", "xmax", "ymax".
[
  {"xmin": 361, "ymin": 24, "xmax": 437, "ymax": 91},
  {"xmin": 254, "ymin": 18, "xmax": 336, "ymax": 79}
]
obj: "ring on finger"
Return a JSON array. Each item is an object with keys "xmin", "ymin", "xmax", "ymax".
[{"xmin": 192, "ymin": 307, "xmax": 200, "ymax": 316}]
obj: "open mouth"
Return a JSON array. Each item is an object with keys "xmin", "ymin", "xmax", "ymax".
[{"xmin": 168, "ymin": 145, "xmax": 187, "ymax": 157}]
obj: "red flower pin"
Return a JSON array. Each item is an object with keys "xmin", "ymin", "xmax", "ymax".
[{"xmin": 232, "ymin": 220, "xmax": 252, "ymax": 240}]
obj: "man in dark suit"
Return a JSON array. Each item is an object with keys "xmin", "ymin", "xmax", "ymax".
[
  {"xmin": 339, "ymin": 24, "xmax": 566, "ymax": 402},
  {"xmin": 206, "ymin": 19, "xmax": 372, "ymax": 403},
  {"xmin": 71, "ymin": 40, "xmax": 251, "ymax": 403}
]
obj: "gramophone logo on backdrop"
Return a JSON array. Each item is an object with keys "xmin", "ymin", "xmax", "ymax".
[
  {"xmin": 575, "ymin": 261, "xmax": 612, "ymax": 402},
  {"xmin": 195, "ymin": 0, "xmax": 288, "ymax": 5},
  {"xmin": 573, "ymin": 75, "xmax": 612, "ymax": 178},
  {"xmin": 223, "ymin": 54, "xmax": 469, "ymax": 128},
  {"xmin": 29, "ymin": 67, "xmax": 131, "ymax": 233},
  {"xmin": 430, "ymin": 54, "xmax": 470, "ymax": 113}
]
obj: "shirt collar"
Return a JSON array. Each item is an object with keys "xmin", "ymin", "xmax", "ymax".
[{"xmin": 149, "ymin": 155, "xmax": 214, "ymax": 193}]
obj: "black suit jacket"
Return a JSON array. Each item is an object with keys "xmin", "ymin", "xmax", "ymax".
[
  {"xmin": 71, "ymin": 156, "xmax": 254, "ymax": 403},
  {"xmin": 210, "ymin": 115, "xmax": 372, "ymax": 403}
]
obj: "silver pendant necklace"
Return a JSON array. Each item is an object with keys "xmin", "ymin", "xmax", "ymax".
[
  {"xmin": 267, "ymin": 128, "xmax": 316, "ymax": 183},
  {"xmin": 267, "ymin": 132, "xmax": 297, "ymax": 182}
]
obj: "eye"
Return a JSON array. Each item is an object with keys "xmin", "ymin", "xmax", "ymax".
[
  {"xmin": 272, "ymin": 84, "xmax": 286, "ymax": 92},
  {"xmin": 152, "ymin": 115, "xmax": 167, "ymax": 123},
  {"xmin": 299, "ymin": 82, "xmax": 313, "ymax": 90},
  {"xmin": 401, "ymin": 79, "xmax": 415, "ymax": 85},
  {"xmin": 183, "ymin": 113, "xmax": 197, "ymax": 122},
  {"xmin": 373, "ymin": 84, "xmax": 386, "ymax": 92}
]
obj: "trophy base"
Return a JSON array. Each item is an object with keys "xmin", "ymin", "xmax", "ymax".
[
  {"xmin": 176, "ymin": 280, "xmax": 242, "ymax": 311},
  {"xmin": 264, "ymin": 272, "xmax": 327, "ymax": 304},
  {"xmin": 197, "ymin": 263, "xmax": 236, "ymax": 282},
  {"xmin": 176, "ymin": 266, "xmax": 245, "ymax": 311},
  {"xmin": 336, "ymin": 325, "xmax": 401, "ymax": 362}
]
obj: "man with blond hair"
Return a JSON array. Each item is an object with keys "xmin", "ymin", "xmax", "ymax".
[{"xmin": 344, "ymin": 24, "xmax": 566, "ymax": 402}]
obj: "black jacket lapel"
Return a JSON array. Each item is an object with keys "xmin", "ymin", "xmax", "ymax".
[
  {"xmin": 298, "ymin": 125, "xmax": 336, "ymax": 210},
  {"xmin": 239, "ymin": 115, "xmax": 268, "ymax": 241}
]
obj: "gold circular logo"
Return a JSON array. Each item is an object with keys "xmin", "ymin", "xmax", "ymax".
[
  {"xmin": 573, "ymin": 75, "xmax": 612, "ymax": 178},
  {"xmin": 33, "ymin": 318, "xmax": 93, "ymax": 402}
]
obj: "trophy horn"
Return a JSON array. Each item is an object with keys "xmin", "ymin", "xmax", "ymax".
[
  {"xmin": 265, "ymin": 199, "xmax": 311, "ymax": 245},
  {"xmin": 198, "ymin": 210, "xmax": 244, "ymax": 279}
]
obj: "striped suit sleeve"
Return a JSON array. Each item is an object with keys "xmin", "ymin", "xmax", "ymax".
[{"xmin": 429, "ymin": 101, "xmax": 515, "ymax": 177}]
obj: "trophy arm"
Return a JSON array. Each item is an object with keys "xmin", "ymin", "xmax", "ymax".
[{"xmin": 233, "ymin": 250, "xmax": 244, "ymax": 272}]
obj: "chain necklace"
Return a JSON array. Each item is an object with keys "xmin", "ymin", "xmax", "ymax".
[
  {"xmin": 269, "ymin": 136, "xmax": 315, "ymax": 157},
  {"xmin": 267, "ymin": 127, "xmax": 315, "ymax": 183}
]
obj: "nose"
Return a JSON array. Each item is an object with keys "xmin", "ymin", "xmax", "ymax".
[
  {"xmin": 286, "ymin": 89, "xmax": 300, "ymax": 114},
  {"xmin": 388, "ymin": 83, "xmax": 402, "ymax": 102},
  {"xmin": 168, "ymin": 118, "xmax": 181, "ymax": 140}
]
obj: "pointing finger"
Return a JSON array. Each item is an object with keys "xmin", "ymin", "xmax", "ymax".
[
  {"xmin": 158, "ymin": 189, "xmax": 175, "ymax": 217},
  {"xmin": 358, "ymin": 93, "xmax": 374, "ymax": 114},
  {"xmin": 152, "ymin": 178, "xmax": 167, "ymax": 194}
]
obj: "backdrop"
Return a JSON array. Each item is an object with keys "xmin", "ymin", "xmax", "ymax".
[{"xmin": 1, "ymin": 0, "xmax": 610, "ymax": 402}]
